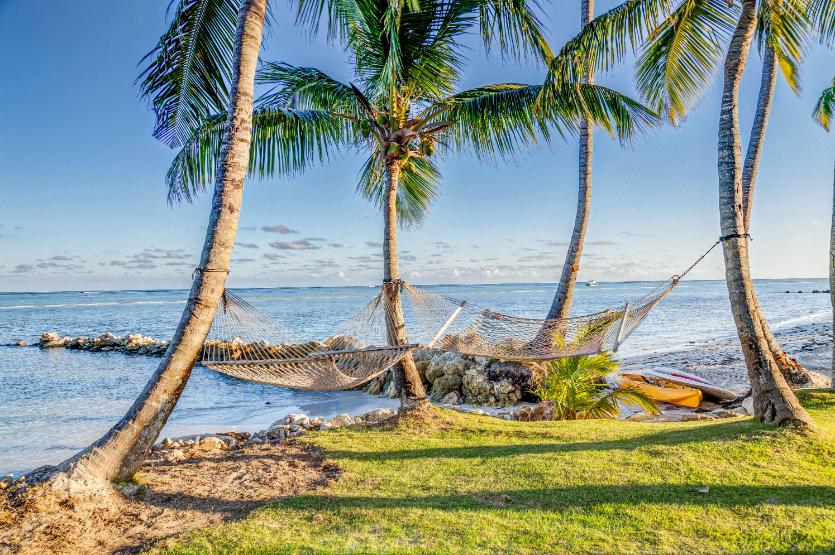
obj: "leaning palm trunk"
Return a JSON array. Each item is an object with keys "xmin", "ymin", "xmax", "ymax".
[
  {"xmin": 740, "ymin": 44, "xmax": 812, "ymax": 386},
  {"xmin": 830, "ymin": 163, "xmax": 835, "ymax": 389},
  {"xmin": 383, "ymin": 159, "xmax": 429, "ymax": 410},
  {"xmin": 547, "ymin": 0, "xmax": 595, "ymax": 321},
  {"xmin": 717, "ymin": 0, "xmax": 812, "ymax": 427},
  {"xmin": 27, "ymin": 0, "xmax": 268, "ymax": 491}
]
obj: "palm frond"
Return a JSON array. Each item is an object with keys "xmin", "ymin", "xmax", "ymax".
[
  {"xmin": 758, "ymin": 0, "xmax": 811, "ymax": 94},
  {"xmin": 635, "ymin": 0, "xmax": 738, "ymax": 123},
  {"xmin": 476, "ymin": 0, "xmax": 553, "ymax": 61},
  {"xmin": 545, "ymin": 0, "xmax": 676, "ymax": 87},
  {"xmin": 813, "ymin": 78, "xmax": 835, "ymax": 130},
  {"xmin": 434, "ymin": 83, "xmax": 551, "ymax": 159},
  {"xmin": 809, "ymin": 0, "xmax": 835, "ymax": 45},
  {"xmin": 583, "ymin": 387, "xmax": 660, "ymax": 418},
  {"xmin": 167, "ymin": 107, "xmax": 348, "ymax": 203},
  {"xmin": 138, "ymin": 0, "xmax": 241, "ymax": 147},
  {"xmin": 540, "ymin": 83, "xmax": 660, "ymax": 142},
  {"xmin": 257, "ymin": 61, "xmax": 360, "ymax": 114},
  {"xmin": 357, "ymin": 154, "xmax": 441, "ymax": 226}
]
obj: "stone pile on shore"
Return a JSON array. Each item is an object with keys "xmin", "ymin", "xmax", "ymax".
[
  {"xmin": 151, "ymin": 408, "xmax": 397, "ymax": 463},
  {"xmin": 38, "ymin": 332, "xmax": 170, "ymax": 356},
  {"xmin": 365, "ymin": 350, "xmax": 540, "ymax": 407}
]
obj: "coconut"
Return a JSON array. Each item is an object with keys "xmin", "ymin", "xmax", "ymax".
[
  {"xmin": 359, "ymin": 119, "xmax": 372, "ymax": 136},
  {"xmin": 420, "ymin": 139, "xmax": 435, "ymax": 156},
  {"xmin": 387, "ymin": 143, "xmax": 401, "ymax": 156},
  {"xmin": 375, "ymin": 113, "xmax": 388, "ymax": 127}
]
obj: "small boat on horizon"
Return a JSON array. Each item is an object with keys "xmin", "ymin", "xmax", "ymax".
[{"xmin": 586, "ymin": 280, "xmax": 598, "ymax": 287}]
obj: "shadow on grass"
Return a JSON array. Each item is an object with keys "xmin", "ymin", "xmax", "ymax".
[
  {"xmin": 138, "ymin": 483, "xmax": 835, "ymax": 516},
  {"xmin": 325, "ymin": 419, "xmax": 775, "ymax": 462}
]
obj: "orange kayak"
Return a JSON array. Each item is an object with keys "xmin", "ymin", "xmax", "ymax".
[{"xmin": 612, "ymin": 372, "xmax": 703, "ymax": 408}]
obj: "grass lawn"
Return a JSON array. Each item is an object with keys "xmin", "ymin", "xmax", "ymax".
[{"xmin": 159, "ymin": 390, "xmax": 835, "ymax": 554}]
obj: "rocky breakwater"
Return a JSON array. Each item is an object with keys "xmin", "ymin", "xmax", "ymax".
[
  {"xmin": 150, "ymin": 408, "xmax": 398, "ymax": 463},
  {"xmin": 38, "ymin": 332, "xmax": 170, "ymax": 356},
  {"xmin": 364, "ymin": 349, "xmax": 542, "ymax": 407}
]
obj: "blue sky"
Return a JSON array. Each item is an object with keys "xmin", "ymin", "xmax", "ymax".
[{"xmin": 0, "ymin": 0, "xmax": 832, "ymax": 292}]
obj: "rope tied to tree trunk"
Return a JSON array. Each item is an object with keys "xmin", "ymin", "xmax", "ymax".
[{"xmin": 192, "ymin": 267, "xmax": 231, "ymax": 280}]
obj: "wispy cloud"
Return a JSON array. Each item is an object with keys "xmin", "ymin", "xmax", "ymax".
[
  {"xmin": 365, "ymin": 241, "xmax": 383, "ymax": 248},
  {"xmin": 328, "ymin": 243, "xmax": 345, "ymax": 248},
  {"xmin": 236, "ymin": 242, "xmax": 259, "ymax": 249},
  {"xmin": 262, "ymin": 224, "xmax": 298, "ymax": 234},
  {"xmin": 269, "ymin": 240, "xmax": 321, "ymax": 251}
]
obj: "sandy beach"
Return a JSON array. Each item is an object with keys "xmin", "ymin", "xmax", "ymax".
[{"xmin": 622, "ymin": 320, "xmax": 833, "ymax": 393}]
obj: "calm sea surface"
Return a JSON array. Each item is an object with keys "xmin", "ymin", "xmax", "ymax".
[{"xmin": 0, "ymin": 279, "xmax": 829, "ymax": 475}]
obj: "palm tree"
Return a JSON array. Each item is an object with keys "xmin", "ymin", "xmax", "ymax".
[
  {"xmin": 715, "ymin": 0, "xmax": 811, "ymax": 426},
  {"xmin": 28, "ymin": 0, "xmax": 269, "ymax": 490},
  {"xmin": 813, "ymin": 79, "xmax": 835, "ymax": 388},
  {"xmin": 169, "ymin": 0, "xmax": 658, "ymax": 412},
  {"xmin": 532, "ymin": 351, "xmax": 659, "ymax": 420},
  {"xmin": 546, "ymin": 0, "xmax": 596, "ymax": 322}
]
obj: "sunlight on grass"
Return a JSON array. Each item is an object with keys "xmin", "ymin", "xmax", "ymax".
[{"xmin": 159, "ymin": 390, "xmax": 835, "ymax": 554}]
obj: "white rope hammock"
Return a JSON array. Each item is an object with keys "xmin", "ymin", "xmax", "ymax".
[{"xmin": 201, "ymin": 289, "xmax": 417, "ymax": 390}]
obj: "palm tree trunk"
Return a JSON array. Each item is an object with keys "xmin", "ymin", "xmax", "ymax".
[
  {"xmin": 742, "ymin": 45, "xmax": 776, "ymax": 229},
  {"xmin": 739, "ymin": 45, "xmax": 812, "ymax": 386},
  {"xmin": 28, "ymin": 0, "xmax": 268, "ymax": 491},
  {"xmin": 383, "ymin": 158, "xmax": 428, "ymax": 411},
  {"xmin": 547, "ymin": 0, "xmax": 594, "ymax": 321},
  {"xmin": 717, "ymin": 0, "xmax": 813, "ymax": 427},
  {"xmin": 830, "ymin": 163, "xmax": 835, "ymax": 389}
]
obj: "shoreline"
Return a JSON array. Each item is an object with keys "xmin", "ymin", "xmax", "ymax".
[{"xmin": 2, "ymin": 318, "xmax": 830, "ymax": 477}]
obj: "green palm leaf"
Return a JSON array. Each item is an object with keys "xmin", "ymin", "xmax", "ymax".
[
  {"xmin": 813, "ymin": 78, "xmax": 835, "ymax": 130},
  {"xmin": 138, "ymin": 0, "xmax": 242, "ymax": 147},
  {"xmin": 167, "ymin": 107, "xmax": 348, "ymax": 203},
  {"xmin": 758, "ymin": 0, "xmax": 812, "ymax": 94},
  {"xmin": 636, "ymin": 0, "xmax": 738, "ymax": 123},
  {"xmin": 545, "ymin": 0, "xmax": 677, "ymax": 87},
  {"xmin": 257, "ymin": 62, "xmax": 360, "ymax": 114},
  {"xmin": 809, "ymin": 0, "xmax": 835, "ymax": 44},
  {"xmin": 357, "ymin": 153, "xmax": 441, "ymax": 226}
]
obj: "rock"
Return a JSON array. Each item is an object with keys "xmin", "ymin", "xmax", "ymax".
[
  {"xmin": 329, "ymin": 413, "xmax": 354, "ymax": 427},
  {"xmin": 382, "ymin": 373, "xmax": 400, "ymax": 398},
  {"xmin": 626, "ymin": 412, "xmax": 658, "ymax": 422},
  {"xmin": 364, "ymin": 375, "xmax": 385, "ymax": 395},
  {"xmin": 116, "ymin": 482, "xmax": 141, "ymax": 497},
  {"xmin": 356, "ymin": 408, "xmax": 397, "ymax": 425},
  {"xmin": 741, "ymin": 396, "xmax": 754, "ymax": 415},
  {"xmin": 324, "ymin": 335, "xmax": 365, "ymax": 351},
  {"xmin": 448, "ymin": 406, "xmax": 486, "ymax": 415},
  {"xmin": 309, "ymin": 416, "xmax": 325, "ymax": 429},
  {"xmin": 284, "ymin": 413, "xmax": 310, "ymax": 428},
  {"xmin": 695, "ymin": 486, "xmax": 710, "ymax": 494},
  {"xmin": 164, "ymin": 449, "xmax": 188, "ymax": 462},
  {"xmin": 440, "ymin": 391, "xmax": 461, "ymax": 405},
  {"xmin": 15, "ymin": 340, "xmax": 25, "ymax": 347},
  {"xmin": 681, "ymin": 413, "xmax": 716, "ymax": 422},
  {"xmin": 710, "ymin": 410, "xmax": 743, "ymax": 419},
  {"xmin": 529, "ymin": 401, "xmax": 554, "ymax": 421},
  {"xmin": 196, "ymin": 435, "xmax": 237, "ymax": 451},
  {"xmin": 425, "ymin": 352, "xmax": 468, "ymax": 383},
  {"xmin": 429, "ymin": 373, "xmax": 464, "ymax": 402},
  {"xmin": 462, "ymin": 367, "xmax": 494, "ymax": 405}
]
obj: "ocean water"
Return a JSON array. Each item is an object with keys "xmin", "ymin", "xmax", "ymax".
[{"xmin": 0, "ymin": 279, "xmax": 829, "ymax": 475}]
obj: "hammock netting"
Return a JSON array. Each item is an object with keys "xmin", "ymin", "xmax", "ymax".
[
  {"xmin": 403, "ymin": 279, "xmax": 677, "ymax": 361},
  {"xmin": 201, "ymin": 278, "xmax": 678, "ymax": 390},
  {"xmin": 201, "ymin": 290, "xmax": 417, "ymax": 390}
]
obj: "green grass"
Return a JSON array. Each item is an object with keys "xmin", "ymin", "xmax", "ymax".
[{"xmin": 160, "ymin": 390, "xmax": 835, "ymax": 554}]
